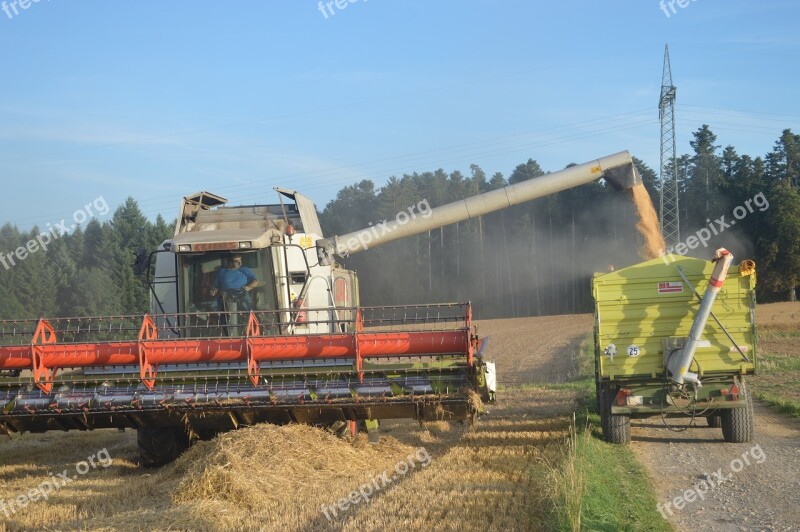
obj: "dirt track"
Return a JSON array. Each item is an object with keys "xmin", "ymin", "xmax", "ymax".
[
  {"xmin": 627, "ymin": 302, "xmax": 800, "ymax": 531},
  {"xmin": 631, "ymin": 404, "xmax": 800, "ymax": 531}
]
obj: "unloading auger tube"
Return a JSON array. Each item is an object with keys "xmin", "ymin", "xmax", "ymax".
[
  {"xmin": 317, "ymin": 150, "xmax": 642, "ymax": 263},
  {"xmin": 665, "ymin": 248, "xmax": 735, "ymax": 386}
]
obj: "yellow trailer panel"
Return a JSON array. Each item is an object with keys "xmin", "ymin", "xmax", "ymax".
[{"xmin": 593, "ymin": 255, "xmax": 756, "ymax": 381}]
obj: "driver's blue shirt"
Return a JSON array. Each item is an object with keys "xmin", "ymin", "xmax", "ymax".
[{"xmin": 214, "ymin": 266, "xmax": 257, "ymax": 290}]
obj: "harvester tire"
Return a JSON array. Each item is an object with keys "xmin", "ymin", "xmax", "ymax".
[
  {"xmin": 721, "ymin": 383, "xmax": 754, "ymax": 443},
  {"xmin": 137, "ymin": 426, "xmax": 191, "ymax": 467},
  {"xmin": 705, "ymin": 414, "xmax": 722, "ymax": 428}
]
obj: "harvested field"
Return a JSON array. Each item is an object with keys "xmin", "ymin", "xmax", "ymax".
[
  {"xmin": 339, "ymin": 389, "xmax": 574, "ymax": 530},
  {"xmin": 753, "ymin": 301, "xmax": 800, "ymax": 402},
  {"xmin": 0, "ymin": 393, "xmax": 577, "ymax": 531},
  {"xmin": 755, "ymin": 301, "xmax": 800, "ymax": 332},
  {"xmin": 752, "ymin": 301, "xmax": 800, "ymax": 406},
  {"xmin": 0, "ymin": 314, "xmax": 588, "ymax": 531},
  {"xmin": 476, "ymin": 314, "xmax": 593, "ymax": 385}
]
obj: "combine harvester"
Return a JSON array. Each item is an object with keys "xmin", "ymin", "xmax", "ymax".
[{"xmin": 1, "ymin": 151, "xmax": 641, "ymax": 465}]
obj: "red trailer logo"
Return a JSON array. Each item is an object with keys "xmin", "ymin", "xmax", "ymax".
[{"xmin": 658, "ymin": 281, "xmax": 683, "ymax": 294}]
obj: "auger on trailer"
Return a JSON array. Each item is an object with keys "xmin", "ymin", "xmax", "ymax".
[{"xmin": 1, "ymin": 151, "xmax": 642, "ymax": 466}]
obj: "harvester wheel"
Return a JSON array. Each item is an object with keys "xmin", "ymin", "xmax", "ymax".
[
  {"xmin": 325, "ymin": 421, "xmax": 351, "ymax": 439},
  {"xmin": 721, "ymin": 383, "xmax": 754, "ymax": 443},
  {"xmin": 137, "ymin": 426, "xmax": 191, "ymax": 467},
  {"xmin": 705, "ymin": 414, "xmax": 722, "ymax": 428},
  {"xmin": 195, "ymin": 430, "xmax": 220, "ymax": 441},
  {"xmin": 601, "ymin": 387, "xmax": 630, "ymax": 444}
]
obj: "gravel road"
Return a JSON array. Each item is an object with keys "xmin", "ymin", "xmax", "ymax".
[{"xmin": 631, "ymin": 402, "xmax": 800, "ymax": 531}]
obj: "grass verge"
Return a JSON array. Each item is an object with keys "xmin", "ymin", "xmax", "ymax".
[
  {"xmin": 754, "ymin": 391, "xmax": 800, "ymax": 417},
  {"xmin": 547, "ymin": 336, "xmax": 672, "ymax": 531},
  {"xmin": 552, "ymin": 424, "xmax": 672, "ymax": 532},
  {"xmin": 752, "ymin": 329, "xmax": 800, "ymax": 418}
]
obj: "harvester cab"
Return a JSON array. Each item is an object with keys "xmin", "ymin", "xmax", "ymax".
[{"xmin": 148, "ymin": 189, "xmax": 354, "ymax": 335}]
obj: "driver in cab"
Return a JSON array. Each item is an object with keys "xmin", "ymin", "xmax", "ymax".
[{"xmin": 209, "ymin": 254, "xmax": 260, "ymax": 310}]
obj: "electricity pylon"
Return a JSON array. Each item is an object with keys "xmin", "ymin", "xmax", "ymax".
[{"xmin": 659, "ymin": 44, "xmax": 680, "ymax": 249}]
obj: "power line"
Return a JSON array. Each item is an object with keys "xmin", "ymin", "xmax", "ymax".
[{"xmin": 677, "ymin": 104, "xmax": 800, "ymax": 122}]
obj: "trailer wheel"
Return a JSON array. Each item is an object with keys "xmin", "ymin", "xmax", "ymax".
[
  {"xmin": 601, "ymin": 388, "xmax": 630, "ymax": 444},
  {"xmin": 595, "ymin": 379, "xmax": 602, "ymax": 414},
  {"xmin": 705, "ymin": 414, "xmax": 722, "ymax": 428},
  {"xmin": 597, "ymin": 383, "xmax": 609, "ymax": 435},
  {"xmin": 137, "ymin": 426, "xmax": 191, "ymax": 467},
  {"xmin": 721, "ymin": 383, "xmax": 754, "ymax": 443},
  {"xmin": 607, "ymin": 412, "xmax": 631, "ymax": 444}
]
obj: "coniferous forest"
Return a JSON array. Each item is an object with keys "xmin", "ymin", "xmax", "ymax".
[{"xmin": 1, "ymin": 125, "xmax": 798, "ymax": 320}]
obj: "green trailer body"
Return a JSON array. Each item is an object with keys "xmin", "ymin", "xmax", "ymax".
[{"xmin": 592, "ymin": 254, "xmax": 757, "ymax": 443}]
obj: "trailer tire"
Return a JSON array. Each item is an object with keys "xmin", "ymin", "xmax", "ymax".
[
  {"xmin": 137, "ymin": 426, "xmax": 191, "ymax": 467},
  {"xmin": 607, "ymin": 412, "xmax": 631, "ymax": 444},
  {"xmin": 705, "ymin": 414, "xmax": 722, "ymax": 428},
  {"xmin": 721, "ymin": 384, "xmax": 754, "ymax": 443},
  {"xmin": 601, "ymin": 388, "xmax": 630, "ymax": 444},
  {"xmin": 597, "ymin": 385, "xmax": 609, "ymax": 436},
  {"xmin": 595, "ymin": 380, "xmax": 602, "ymax": 414}
]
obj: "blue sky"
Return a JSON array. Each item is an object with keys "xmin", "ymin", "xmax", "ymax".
[{"xmin": 1, "ymin": 0, "xmax": 798, "ymax": 231}]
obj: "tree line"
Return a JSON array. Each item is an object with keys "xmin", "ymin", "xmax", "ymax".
[
  {"xmin": 0, "ymin": 125, "xmax": 796, "ymax": 320},
  {"xmin": 0, "ymin": 200, "xmax": 171, "ymax": 319},
  {"xmin": 321, "ymin": 125, "xmax": 799, "ymax": 316}
]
